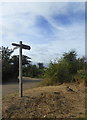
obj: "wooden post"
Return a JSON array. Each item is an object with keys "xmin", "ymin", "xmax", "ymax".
[
  {"xmin": 12, "ymin": 41, "xmax": 31, "ymax": 97},
  {"xmin": 19, "ymin": 41, "xmax": 22, "ymax": 97}
]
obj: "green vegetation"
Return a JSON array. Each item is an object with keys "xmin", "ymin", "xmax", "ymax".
[
  {"xmin": 42, "ymin": 50, "xmax": 87, "ymax": 86},
  {"xmin": 1, "ymin": 46, "xmax": 87, "ymax": 85},
  {"xmin": 22, "ymin": 63, "xmax": 44, "ymax": 78},
  {"xmin": 0, "ymin": 46, "xmax": 45, "ymax": 83}
]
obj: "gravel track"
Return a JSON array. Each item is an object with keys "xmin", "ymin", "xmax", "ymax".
[{"xmin": 2, "ymin": 77, "xmax": 42, "ymax": 96}]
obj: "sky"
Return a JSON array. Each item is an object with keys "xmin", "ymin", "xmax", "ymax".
[{"xmin": 0, "ymin": 2, "xmax": 85, "ymax": 65}]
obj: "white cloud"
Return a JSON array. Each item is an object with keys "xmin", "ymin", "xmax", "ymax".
[{"xmin": 1, "ymin": 2, "xmax": 85, "ymax": 64}]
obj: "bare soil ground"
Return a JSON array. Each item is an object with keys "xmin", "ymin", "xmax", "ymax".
[{"xmin": 2, "ymin": 82, "xmax": 85, "ymax": 119}]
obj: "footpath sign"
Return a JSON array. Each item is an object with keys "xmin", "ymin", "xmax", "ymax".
[{"xmin": 12, "ymin": 41, "xmax": 31, "ymax": 97}]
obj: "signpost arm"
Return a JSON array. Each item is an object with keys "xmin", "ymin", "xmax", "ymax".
[
  {"xmin": 12, "ymin": 41, "xmax": 31, "ymax": 97},
  {"xmin": 19, "ymin": 41, "xmax": 23, "ymax": 97}
]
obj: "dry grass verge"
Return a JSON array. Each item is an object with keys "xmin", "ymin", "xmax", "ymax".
[{"xmin": 2, "ymin": 83, "xmax": 85, "ymax": 119}]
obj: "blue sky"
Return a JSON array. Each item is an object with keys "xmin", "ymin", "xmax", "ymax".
[{"xmin": 0, "ymin": 2, "xmax": 85, "ymax": 64}]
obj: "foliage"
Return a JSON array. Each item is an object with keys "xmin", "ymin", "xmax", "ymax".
[
  {"xmin": 1, "ymin": 46, "xmax": 45, "ymax": 83},
  {"xmin": 44, "ymin": 60, "xmax": 71, "ymax": 85},
  {"xmin": 62, "ymin": 50, "xmax": 78, "ymax": 75},
  {"xmin": 23, "ymin": 63, "xmax": 45, "ymax": 78},
  {"xmin": 1, "ymin": 46, "xmax": 14, "ymax": 82},
  {"xmin": 43, "ymin": 50, "xmax": 87, "ymax": 85},
  {"xmin": 1, "ymin": 46, "xmax": 86, "ymax": 85},
  {"xmin": 38, "ymin": 63, "xmax": 44, "ymax": 69},
  {"xmin": 74, "ymin": 69, "xmax": 87, "ymax": 83}
]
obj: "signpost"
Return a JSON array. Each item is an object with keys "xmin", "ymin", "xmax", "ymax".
[{"xmin": 12, "ymin": 41, "xmax": 31, "ymax": 97}]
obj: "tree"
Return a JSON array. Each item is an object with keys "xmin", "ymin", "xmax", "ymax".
[
  {"xmin": 10, "ymin": 55, "xmax": 31, "ymax": 79},
  {"xmin": 44, "ymin": 60, "xmax": 71, "ymax": 85},
  {"xmin": 1, "ymin": 46, "xmax": 32, "ymax": 83},
  {"xmin": 1, "ymin": 46, "xmax": 13, "ymax": 61},
  {"xmin": 22, "ymin": 55, "xmax": 31, "ymax": 66},
  {"xmin": 63, "ymin": 50, "xmax": 77, "ymax": 62},
  {"xmin": 63, "ymin": 50, "xmax": 78, "ymax": 75},
  {"xmin": 0, "ymin": 46, "xmax": 14, "ymax": 82},
  {"xmin": 38, "ymin": 63, "xmax": 44, "ymax": 69},
  {"xmin": 10, "ymin": 55, "xmax": 19, "ymax": 78},
  {"xmin": 43, "ymin": 50, "xmax": 84, "ymax": 85},
  {"xmin": 77, "ymin": 57, "xmax": 86, "ymax": 70},
  {"xmin": 10, "ymin": 55, "xmax": 31, "ymax": 67},
  {"xmin": 37, "ymin": 62, "xmax": 44, "ymax": 77}
]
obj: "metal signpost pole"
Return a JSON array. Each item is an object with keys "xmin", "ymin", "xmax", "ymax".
[{"xmin": 19, "ymin": 41, "xmax": 22, "ymax": 97}]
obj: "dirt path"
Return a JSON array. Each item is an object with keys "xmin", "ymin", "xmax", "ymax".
[{"xmin": 2, "ymin": 77, "xmax": 42, "ymax": 96}]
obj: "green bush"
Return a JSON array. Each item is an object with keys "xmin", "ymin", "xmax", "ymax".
[
  {"xmin": 74, "ymin": 70, "xmax": 87, "ymax": 83},
  {"xmin": 42, "ymin": 50, "xmax": 86, "ymax": 86},
  {"xmin": 43, "ymin": 60, "xmax": 72, "ymax": 85}
]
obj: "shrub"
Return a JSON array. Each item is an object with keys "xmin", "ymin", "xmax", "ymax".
[
  {"xmin": 74, "ymin": 70, "xmax": 87, "ymax": 83},
  {"xmin": 41, "ymin": 50, "xmax": 87, "ymax": 86},
  {"xmin": 43, "ymin": 60, "xmax": 72, "ymax": 85}
]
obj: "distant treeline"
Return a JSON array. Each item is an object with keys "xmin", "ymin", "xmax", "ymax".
[
  {"xmin": 0, "ymin": 46, "xmax": 45, "ymax": 83},
  {"xmin": 1, "ymin": 46, "xmax": 87, "ymax": 85}
]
